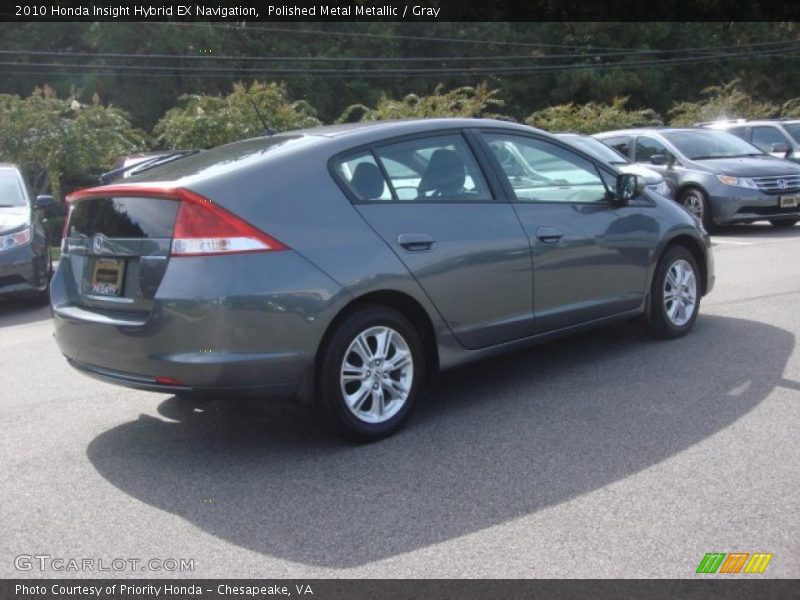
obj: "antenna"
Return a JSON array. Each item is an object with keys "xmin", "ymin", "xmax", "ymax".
[{"xmin": 249, "ymin": 98, "xmax": 276, "ymax": 136}]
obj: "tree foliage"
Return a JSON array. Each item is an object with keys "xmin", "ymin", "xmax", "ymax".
[
  {"xmin": 668, "ymin": 79, "xmax": 783, "ymax": 125},
  {"xmin": 0, "ymin": 86, "xmax": 147, "ymax": 198},
  {"xmin": 525, "ymin": 97, "xmax": 664, "ymax": 134},
  {"xmin": 152, "ymin": 81, "xmax": 320, "ymax": 149},
  {"xmin": 337, "ymin": 83, "xmax": 507, "ymax": 123}
]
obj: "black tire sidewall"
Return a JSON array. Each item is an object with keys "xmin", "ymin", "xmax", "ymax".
[
  {"xmin": 318, "ymin": 306, "xmax": 424, "ymax": 442},
  {"xmin": 679, "ymin": 188, "xmax": 713, "ymax": 231},
  {"xmin": 648, "ymin": 246, "xmax": 701, "ymax": 339}
]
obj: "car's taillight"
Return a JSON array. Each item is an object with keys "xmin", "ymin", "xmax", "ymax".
[
  {"xmin": 170, "ymin": 188, "xmax": 288, "ymax": 257},
  {"xmin": 63, "ymin": 183, "xmax": 288, "ymax": 257}
]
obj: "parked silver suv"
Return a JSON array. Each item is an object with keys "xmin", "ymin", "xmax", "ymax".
[{"xmin": 699, "ymin": 119, "xmax": 800, "ymax": 163}]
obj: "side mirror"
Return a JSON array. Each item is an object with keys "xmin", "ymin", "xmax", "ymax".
[
  {"xmin": 615, "ymin": 173, "xmax": 644, "ymax": 204},
  {"xmin": 35, "ymin": 194, "xmax": 55, "ymax": 210},
  {"xmin": 771, "ymin": 142, "xmax": 791, "ymax": 158},
  {"xmin": 649, "ymin": 154, "xmax": 667, "ymax": 166}
]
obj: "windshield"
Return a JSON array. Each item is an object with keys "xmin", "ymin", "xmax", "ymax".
[
  {"xmin": 560, "ymin": 135, "xmax": 630, "ymax": 164},
  {"xmin": 663, "ymin": 130, "xmax": 764, "ymax": 160},
  {"xmin": 783, "ymin": 123, "xmax": 800, "ymax": 144},
  {"xmin": 0, "ymin": 170, "xmax": 26, "ymax": 207}
]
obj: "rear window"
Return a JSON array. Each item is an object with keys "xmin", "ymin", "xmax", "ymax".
[
  {"xmin": 68, "ymin": 197, "xmax": 179, "ymax": 239},
  {"xmin": 0, "ymin": 170, "xmax": 27, "ymax": 207}
]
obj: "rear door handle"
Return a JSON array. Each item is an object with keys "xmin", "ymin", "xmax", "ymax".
[
  {"xmin": 536, "ymin": 227, "xmax": 564, "ymax": 244},
  {"xmin": 397, "ymin": 233, "xmax": 435, "ymax": 251}
]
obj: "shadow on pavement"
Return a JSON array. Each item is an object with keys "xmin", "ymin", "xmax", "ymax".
[
  {"xmin": 87, "ymin": 315, "xmax": 793, "ymax": 567},
  {"xmin": 0, "ymin": 300, "xmax": 51, "ymax": 328}
]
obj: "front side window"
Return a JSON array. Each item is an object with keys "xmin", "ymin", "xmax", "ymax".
[
  {"xmin": 635, "ymin": 136, "xmax": 670, "ymax": 163},
  {"xmin": 482, "ymin": 133, "xmax": 608, "ymax": 204},
  {"xmin": 751, "ymin": 126, "xmax": 790, "ymax": 152},
  {"xmin": 373, "ymin": 134, "xmax": 491, "ymax": 202}
]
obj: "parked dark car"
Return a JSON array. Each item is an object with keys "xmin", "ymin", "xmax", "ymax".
[
  {"xmin": 0, "ymin": 163, "xmax": 54, "ymax": 302},
  {"xmin": 555, "ymin": 133, "xmax": 674, "ymax": 198},
  {"xmin": 594, "ymin": 128, "xmax": 800, "ymax": 229},
  {"xmin": 699, "ymin": 119, "xmax": 800, "ymax": 164},
  {"xmin": 51, "ymin": 119, "xmax": 714, "ymax": 440}
]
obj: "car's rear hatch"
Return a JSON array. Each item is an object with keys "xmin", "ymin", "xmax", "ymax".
[
  {"xmin": 60, "ymin": 189, "xmax": 179, "ymax": 320},
  {"xmin": 56, "ymin": 183, "xmax": 288, "ymax": 324}
]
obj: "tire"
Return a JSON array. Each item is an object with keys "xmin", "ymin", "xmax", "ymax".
[
  {"xmin": 769, "ymin": 218, "xmax": 798, "ymax": 229},
  {"xmin": 678, "ymin": 187, "xmax": 713, "ymax": 231},
  {"xmin": 318, "ymin": 305, "xmax": 424, "ymax": 442},
  {"xmin": 645, "ymin": 245, "xmax": 701, "ymax": 339}
]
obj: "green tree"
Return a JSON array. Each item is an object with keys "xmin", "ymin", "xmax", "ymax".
[
  {"xmin": 668, "ymin": 79, "xmax": 783, "ymax": 125},
  {"xmin": 525, "ymin": 97, "xmax": 663, "ymax": 133},
  {"xmin": 0, "ymin": 86, "xmax": 147, "ymax": 198},
  {"xmin": 337, "ymin": 83, "xmax": 507, "ymax": 122},
  {"xmin": 152, "ymin": 81, "xmax": 320, "ymax": 149}
]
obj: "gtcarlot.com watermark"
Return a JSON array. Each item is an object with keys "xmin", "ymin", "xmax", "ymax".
[{"xmin": 14, "ymin": 554, "xmax": 195, "ymax": 573}]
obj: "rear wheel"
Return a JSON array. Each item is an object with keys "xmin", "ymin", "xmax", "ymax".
[
  {"xmin": 769, "ymin": 218, "xmax": 798, "ymax": 229},
  {"xmin": 678, "ymin": 187, "xmax": 713, "ymax": 231},
  {"xmin": 318, "ymin": 305, "xmax": 424, "ymax": 442},
  {"xmin": 645, "ymin": 245, "xmax": 701, "ymax": 339}
]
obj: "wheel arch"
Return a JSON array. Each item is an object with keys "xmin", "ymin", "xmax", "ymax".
[
  {"xmin": 315, "ymin": 289, "xmax": 440, "ymax": 379},
  {"xmin": 660, "ymin": 234, "xmax": 709, "ymax": 296}
]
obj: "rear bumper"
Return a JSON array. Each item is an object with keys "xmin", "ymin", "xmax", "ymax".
[
  {"xmin": 52, "ymin": 251, "xmax": 346, "ymax": 398},
  {"xmin": 67, "ymin": 357, "xmax": 301, "ymax": 398},
  {"xmin": 708, "ymin": 189, "xmax": 800, "ymax": 224}
]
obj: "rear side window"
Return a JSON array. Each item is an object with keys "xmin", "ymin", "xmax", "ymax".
[
  {"xmin": 333, "ymin": 153, "xmax": 392, "ymax": 201},
  {"xmin": 68, "ymin": 197, "xmax": 179, "ymax": 238},
  {"xmin": 600, "ymin": 136, "xmax": 631, "ymax": 159},
  {"xmin": 334, "ymin": 134, "xmax": 492, "ymax": 202},
  {"xmin": 726, "ymin": 126, "xmax": 748, "ymax": 140}
]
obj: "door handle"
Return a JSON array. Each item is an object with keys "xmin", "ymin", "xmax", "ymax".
[
  {"xmin": 397, "ymin": 233, "xmax": 435, "ymax": 251},
  {"xmin": 536, "ymin": 227, "xmax": 563, "ymax": 244}
]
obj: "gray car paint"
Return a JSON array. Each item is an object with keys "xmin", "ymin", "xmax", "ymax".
[
  {"xmin": 594, "ymin": 128, "xmax": 800, "ymax": 225},
  {"xmin": 0, "ymin": 165, "xmax": 50, "ymax": 298},
  {"xmin": 51, "ymin": 119, "xmax": 713, "ymax": 399}
]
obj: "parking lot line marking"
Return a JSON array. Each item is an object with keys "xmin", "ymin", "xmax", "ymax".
[{"xmin": 713, "ymin": 239, "xmax": 753, "ymax": 246}]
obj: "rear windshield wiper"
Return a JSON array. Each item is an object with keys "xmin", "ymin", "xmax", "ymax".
[{"xmin": 99, "ymin": 150, "xmax": 201, "ymax": 184}]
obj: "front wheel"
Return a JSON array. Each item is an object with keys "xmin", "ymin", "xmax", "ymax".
[
  {"xmin": 678, "ymin": 188, "xmax": 713, "ymax": 231},
  {"xmin": 318, "ymin": 306, "xmax": 424, "ymax": 442},
  {"xmin": 645, "ymin": 245, "xmax": 701, "ymax": 339},
  {"xmin": 769, "ymin": 218, "xmax": 798, "ymax": 229}
]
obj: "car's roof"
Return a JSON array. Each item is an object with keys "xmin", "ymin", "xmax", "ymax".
[
  {"xmin": 595, "ymin": 127, "xmax": 708, "ymax": 137},
  {"xmin": 125, "ymin": 118, "xmax": 546, "ymax": 187},
  {"xmin": 290, "ymin": 117, "xmax": 540, "ymax": 140}
]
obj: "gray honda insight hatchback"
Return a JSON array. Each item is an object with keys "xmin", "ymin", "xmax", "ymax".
[{"xmin": 51, "ymin": 119, "xmax": 714, "ymax": 440}]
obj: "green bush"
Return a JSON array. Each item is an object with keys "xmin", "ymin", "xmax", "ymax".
[
  {"xmin": 668, "ymin": 80, "xmax": 783, "ymax": 126},
  {"xmin": 0, "ymin": 86, "xmax": 148, "ymax": 199},
  {"xmin": 526, "ymin": 97, "xmax": 664, "ymax": 134},
  {"xmin": 153, "ymin": 81, "xmax": 320, "ymax": 149},
  {"xmin": 337, "ymin": 83, "xmax": 508, "ymax": 123}
]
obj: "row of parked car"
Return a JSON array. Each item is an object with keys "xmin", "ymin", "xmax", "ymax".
[
  {"xmin": 3, "ymin": 114, "xmax": 799, "ymax": 440},
  {"xmin": 583, "ymin": 119, "xmax": 800, "ymax": 230}
]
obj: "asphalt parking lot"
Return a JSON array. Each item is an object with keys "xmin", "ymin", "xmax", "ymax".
[{"xmin": 1, "ymin": 223, "xmax": 798, "ymax": 579}]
